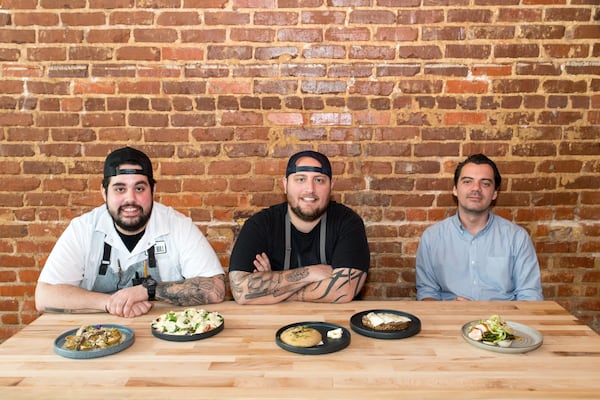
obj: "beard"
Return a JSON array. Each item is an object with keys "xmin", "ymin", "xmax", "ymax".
[
  {"xmin": 289, "ymin": 203, "xmax": 327, "ymax": 223},
  {"xmin": 107, "ymin": 203, "xmax": 152, "ymax": 233}
]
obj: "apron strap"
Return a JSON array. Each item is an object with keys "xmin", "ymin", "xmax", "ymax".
[
  {"xmin": 319, "ymin": 212, "xmax": 327, "ymax": 264},
  {"xmin": 99, "ymin": 242, "xmax": 111, "ymax": 276},
  {"xmin": 284, "ymin": 211, "xmax": 327, "ymax": 270},
  {"xmin": 284, "ymin": 213, "xmax": 292, "ymax": 270},
  {"xmin": 147, "ymin": 245, "xmax": 157, "ymax": 269}
]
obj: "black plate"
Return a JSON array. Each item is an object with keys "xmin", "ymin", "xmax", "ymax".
[
  {"xmin": 275, "ymin": 321, "xmax": 350, "ymax": 355},
  {"xmin": 350, "ymin": 309, "xmax": 421, "ymax": 339},
  {"xmin": 54, "ymin": 324, "xmax": 135, "ymax": 359},
  {"xmin": 151, "ymin": 320, "xmax": 224, "ymax": 342}
]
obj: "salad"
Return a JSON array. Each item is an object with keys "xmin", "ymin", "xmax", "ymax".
[
  {"xmin": 152, "ymin": 308, "xmax": 223, "ymax": 335},
  {"xmin": 467, "ymin": 314, "xmax": 516, "ymax": 347}
]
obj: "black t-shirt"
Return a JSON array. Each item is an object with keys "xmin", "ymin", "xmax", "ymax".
[{"xmin": 229, "ymin": 202, "xmax": 370, "ymax": 272}]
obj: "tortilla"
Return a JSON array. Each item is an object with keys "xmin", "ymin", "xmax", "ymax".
[{"xmin": 280, "ymin": 325, "xmax": 322, "ymax": 348}]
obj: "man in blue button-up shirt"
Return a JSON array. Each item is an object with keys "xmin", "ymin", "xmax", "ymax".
[{"xmin": 416, "ymin": 154, "xmax": 543, "ymax": 301}]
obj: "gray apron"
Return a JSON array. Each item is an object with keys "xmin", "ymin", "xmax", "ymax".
[{"xmin": 92, "ymin": 243, "xmax": 162, "ymax": 293}]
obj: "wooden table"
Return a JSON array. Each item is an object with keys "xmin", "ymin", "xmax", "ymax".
[{"xmin": 0, "ymin": 300, "xmax": 599, "ymax": 399}]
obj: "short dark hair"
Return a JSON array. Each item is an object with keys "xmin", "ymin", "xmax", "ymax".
[{"xmin": 454, "ymin": 154, "xmax": 501, "ymax": 190}]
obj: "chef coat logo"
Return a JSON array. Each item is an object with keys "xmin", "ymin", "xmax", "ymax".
[{"xmin": 154, "ymin": 241, "xmax": 167, "ymax": 254}]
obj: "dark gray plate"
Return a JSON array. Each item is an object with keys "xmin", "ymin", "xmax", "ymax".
[
  {"xmin": 275, "ymin": 321, "xmax": 350, "ymax": 355},
  {"xmin": 54, "ymin": 324, "xmax": 135, "ymax": 359},
  {"xmin": 350, "ymin": 309, "xmax": 421, "ymax": 339},
  {"xmin": 151, "ymin": 321, "xmax": 224, "ymax": 342}
]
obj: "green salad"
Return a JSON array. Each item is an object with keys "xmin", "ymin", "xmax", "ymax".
[
  {"xmin": 467, "ymin": 314, "xmax": 516, "ymax": 347},
  {"xmin": 152, "ymin": 308, "xmax": 223, "ymax": 335}
]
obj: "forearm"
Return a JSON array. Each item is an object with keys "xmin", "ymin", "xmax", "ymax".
[
  {"xmin": 290, "ymin": 268, "xmax": 367, "ymax": 303},
  {"xmin": 229, "ymin": 269, "xmax": 316, "ymax": 305},
  {"xmin": 156, "ymin": 275, "xmax": 226, "ymax": 306},
  {"xmin": 35, "ymin": 282, "xmax": 109, "ymax": 312}
]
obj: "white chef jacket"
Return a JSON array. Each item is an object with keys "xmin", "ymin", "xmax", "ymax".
[{"xmin": 38, "ymin": 202, "xmax": 224, "ymax": 291}]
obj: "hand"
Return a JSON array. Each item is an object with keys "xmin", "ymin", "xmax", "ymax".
[
  {"xmin": 253, "ymin": 252, "xmax": 272, "ymax": 272},
  {"xmin": 455, "ymin": 296, "xmax": 471, "ymax": 301},
  {"xmin": 106, "ymin": 285, "xmax": 153, "ymax": 317}
]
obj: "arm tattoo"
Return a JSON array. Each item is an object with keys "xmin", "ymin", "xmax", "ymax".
[
  {"xmin": 156, "ymin": 275, "xmax": 225, "ymax": 306},
  {"xmin": 243, "ymin": 269, "xmax": 310, "ymax": 300},
  {"xmin": 305, "ymin": 268, "xmax": 366, "ymax": 302}
]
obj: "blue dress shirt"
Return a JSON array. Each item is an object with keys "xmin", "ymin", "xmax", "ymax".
[{"xmin": 416, "ymin": 212, "xmax": 543, "ymax": 301}]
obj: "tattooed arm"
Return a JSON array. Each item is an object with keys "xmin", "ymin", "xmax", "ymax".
[
  {"xmin": 229, "ymin": 266, "xmax": 366, "ymax": 305},
  {"xmin": 156, "ymin": 275, "xmax": 226, "ymax": 306},
  {"xmin": 92, "ymin": 275, "xmax": 225, "ymax": 318},
  {"xmin": 228, "ymin": 265, "xmax": 334, "ymax": 305},
  {"xmin": 288, "ymin": 267, "xmax": 367, "ymax": 303}
]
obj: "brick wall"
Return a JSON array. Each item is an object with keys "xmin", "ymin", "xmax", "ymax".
[{"xmin": 0, "ymin": 0, "xmax": 599, "ymax": 342}]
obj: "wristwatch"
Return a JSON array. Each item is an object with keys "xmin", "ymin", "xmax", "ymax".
[{"xmin": 142, "ymin": 275, "xmax": 157, "ymax": 301}]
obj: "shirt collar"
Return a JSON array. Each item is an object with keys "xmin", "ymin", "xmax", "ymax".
[{"xmin": 452, "ymin": 210, "xmax": 495, "ymax": 237}]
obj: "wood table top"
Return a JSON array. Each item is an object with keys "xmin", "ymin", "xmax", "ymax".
[{"xmin": 1, "ymin": 300, "xmax": 599, "ymax": 400}]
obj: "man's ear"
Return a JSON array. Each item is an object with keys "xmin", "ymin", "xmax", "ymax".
[
  {"xmin": 101, "ymin": 184, "xmax": 107, "ymax": 202},
  {"xmin": 282, "ymin": 177, "xmax": 288, "ymax": 194}
]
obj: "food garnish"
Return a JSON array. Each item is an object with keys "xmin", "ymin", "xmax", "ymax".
[
  {"xmin": 152, "ymin": 308, "xmax": 223, "ymax": 335},
  {"xmin": 327, "ymin": 327, "xmax": 343, "ymax": 339},
  {"xmin": 63, "ymin": 325, "xmax": 122, "ymax": 351},
  {"xmin": 467, "ymin": 315, "xmax": 516, "ymax": 347}
]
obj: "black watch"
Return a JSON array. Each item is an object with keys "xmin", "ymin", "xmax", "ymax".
[{"xmin": 142, "ymin": 275, "xmax": 157, "ymax": 301}]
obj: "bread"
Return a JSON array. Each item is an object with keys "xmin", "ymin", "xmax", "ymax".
[
  {"xmin": 362, "ymin": 312, "xmax": 411, "ymax": 331},
  {"xmin": 280, "ymin": 325, "xmax": 322, "ymax": 347}
]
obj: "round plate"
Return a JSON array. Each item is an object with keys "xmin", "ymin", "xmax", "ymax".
[
  {"xmin": 275, "ymin": 321, "xmax": 350, "ymax": 355},
  {"xmin": 462, "ymin": 320, "xmax": 543, "ymax": 354},
  {"xmin": 54, "ymin": 324, "xmax": 135, "ymax": 359},
  {"xmin": 151, "ymin": 320, "xmax": 224, "ymax": 342},
  {"xmin": 350, "ymin": 309, "xmax": 421, "ymax": 339}
]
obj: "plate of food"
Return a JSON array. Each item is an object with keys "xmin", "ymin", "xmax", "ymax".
[
  {"xmin": 350, "ymin": 309, "xmax": 421, "ymax": 339},
  {"xmin": 151, "ymin": 308, "xmax": 224, "ymax": 342},
  {"xmin": 275, "ymin": 321, "xmax": 351, "ymax": 355},
  {"xmin": 462, "ymin": 314, "xmax": 543, "ymax": 354},
  {"xmin": 54, "ymin": 324, "xmax": 135, "ymax": 359}
]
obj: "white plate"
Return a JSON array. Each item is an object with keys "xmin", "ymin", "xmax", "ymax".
[{"xmin": 462, "ymin": 320, "xmax": 543, "ymax": 354}]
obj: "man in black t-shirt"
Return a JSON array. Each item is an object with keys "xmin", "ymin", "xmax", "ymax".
[{"xmin": 228, "ymin": 150, "xmax": 370, "ymax": 304}]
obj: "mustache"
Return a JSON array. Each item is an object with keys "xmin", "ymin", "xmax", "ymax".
[{"xmin": 118, "ymin": 203, "xmax": 142, "ymax": 212}]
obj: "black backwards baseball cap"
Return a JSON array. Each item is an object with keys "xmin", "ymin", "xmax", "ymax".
[
  {"xmin": 103, "ymin": 147, "xmax": 154, "ymax": 184},
  {"xmin": 285, "ymin": 150, "xmax": 332, "ymax": 179}
]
